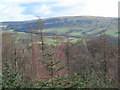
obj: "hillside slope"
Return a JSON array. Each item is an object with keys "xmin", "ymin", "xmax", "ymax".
[{"xmin": 1, "ymin": 16, "xmax": 118, "ymax": 38}]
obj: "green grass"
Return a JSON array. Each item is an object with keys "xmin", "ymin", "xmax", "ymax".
[
  {"xmin": 86, "ymin": 28, "xmax": 103, "ymax": 34},
  {"xmin": 105, "ymin": 30, "xmax": 118, "ymax": 37},
  {"xmin": 70, "ymin": 32, "xmax": 82, "ymax": 36},
  {"xmin": 43, "ymin": 27, "xmax": 93, "ymax": 34},
  {"xmin": 70, "ymin": 38, "xmax": 80, "ymax": 42},
  {"xmin": 45, "ymin": 39, "xmax": 56, "ymax": 46},
  {"xmin": 3, "ymin": 28, "xmax": 118, "ymax": 44},
  {"xmin": 2, "ymin": 29, "xmax": 14, "ymax": 33},
  {"xmin": 43, "ymin": 28, "xmax": 71, "ymax": 34}
]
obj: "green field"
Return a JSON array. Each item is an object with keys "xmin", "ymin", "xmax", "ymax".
[{"xmin": 2, "ymin": 27, "xmax": 118, "ymax": 39}]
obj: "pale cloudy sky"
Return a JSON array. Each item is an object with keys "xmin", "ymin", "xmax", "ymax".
[{"xmin": 0, "ymin": 0, "xmax": 119, "ymax": 22}]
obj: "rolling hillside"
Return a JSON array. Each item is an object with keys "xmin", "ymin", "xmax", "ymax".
[{"xmin": 1, "ymin": 16, "xmax": 118, "ymax": 41}]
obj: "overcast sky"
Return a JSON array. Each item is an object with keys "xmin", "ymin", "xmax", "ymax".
[{"xmin": 0, "ymin": 0, "xmax": 119, "ymax": 22}]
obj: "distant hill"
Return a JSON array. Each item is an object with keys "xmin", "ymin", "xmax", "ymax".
[
  {"xmin": 1, "ymin": 16, "xmax": 117, "ymax": 30},
  {"xmin": 1, "ymin": 16, "xmax": 118, "ymax": 38}
]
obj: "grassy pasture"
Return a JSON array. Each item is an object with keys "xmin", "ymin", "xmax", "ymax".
[{"xmin": 2, "ymin": 27, "xmax": 118, "ymax": 46}]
